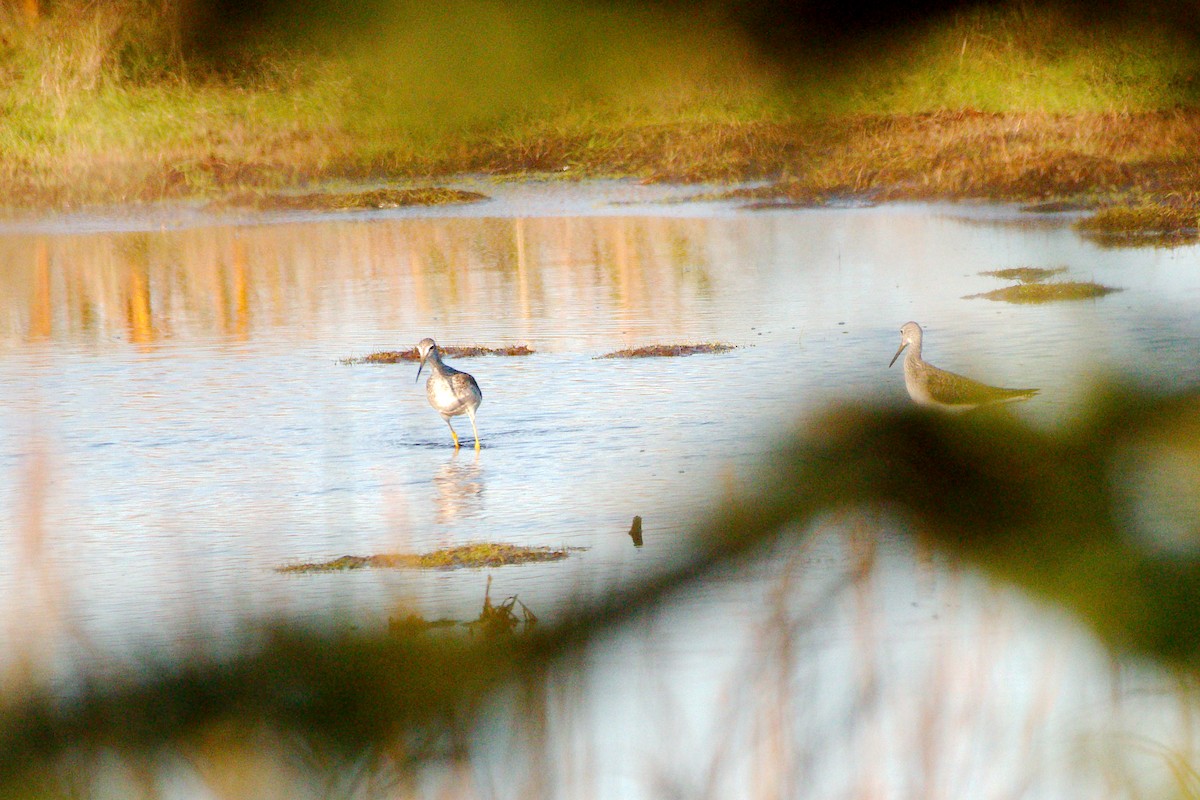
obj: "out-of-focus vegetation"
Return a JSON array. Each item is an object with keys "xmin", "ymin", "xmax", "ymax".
[
  {"xmin": 796, "ymin": 2, "xmax": 1200, "ymax": 112},
  {"xmin": 4, "ymin": 0, "xmax": 1200, "ymax": 219},
  {"xmin": 7, "ymin": 385, "xmax": 1200, "ymax": 794}
]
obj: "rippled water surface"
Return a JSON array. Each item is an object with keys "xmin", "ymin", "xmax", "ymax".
[{"xmin": 2, "ymin": 180, "xmax": 1200, "ymax": 796}]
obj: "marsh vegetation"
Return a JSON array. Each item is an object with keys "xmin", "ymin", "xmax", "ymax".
[
  {"xmin": 966, "ymin": 281, "xmax": 1122, "ymax": 304},
  {"xmin": 1075, "ymin": 201, "xmax": 1200, "ymax": 246},
  {"xmin": 2, "ymin": 0, "xmax": 1200, "ymax": 242}
]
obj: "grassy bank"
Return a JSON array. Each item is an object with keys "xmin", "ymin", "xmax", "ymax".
[{"xmin": 3, "ymin": 1, "xmax": 1200, "ymax": 214}]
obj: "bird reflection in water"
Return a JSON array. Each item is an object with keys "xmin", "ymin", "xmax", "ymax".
[{"xmin": 433, "ymin": 450, "xmax": 484, "ymax": 524}]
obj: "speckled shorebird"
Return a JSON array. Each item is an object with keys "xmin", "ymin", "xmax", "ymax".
[
  {"xmin": 416, "ymin": 338, "xmax": 482, "ymax": 449},
  {"xmin": 889, "ymin": 321, "xmax": 1038, "ymax": 411}
]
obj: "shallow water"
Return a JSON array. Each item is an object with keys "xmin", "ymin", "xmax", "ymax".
[{"xmin": 2, "ymin": 180, "xmax": 1200, "ymax": 795}]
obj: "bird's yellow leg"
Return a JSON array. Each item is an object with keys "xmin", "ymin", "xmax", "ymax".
[
  {"xmin": 468, "ymin": 411, "xmax": 481, "ymax": 451},
  {"xmin": 448, "ymin": 424, "xmax": 460, "ymax": 449}
]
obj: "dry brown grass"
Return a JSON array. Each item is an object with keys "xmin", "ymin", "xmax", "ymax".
[
  {"xmin": 720, "ymin": 110, "xmax": 1200, "ymax": 205},
  {"xmin": 19, "ymin": 111, "xmax": 1200, "ymax": 210},
  {"xmin": 8, "ymin": 104, "xmax": 1200, "ymax": 213}
]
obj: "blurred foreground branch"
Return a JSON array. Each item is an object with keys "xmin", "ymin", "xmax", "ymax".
[{"xmin": 5, "ymin": 383, "xmax": 1200, "ymax": 791}]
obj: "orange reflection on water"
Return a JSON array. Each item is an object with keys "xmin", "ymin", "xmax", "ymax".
[
  {"xmin": 126, "ymin": 261, "xmax": 155, "ymax": 345},
  {"xmin": 27, "ymin": 240, "xmax": 52, "ymax": 341},
  {"xmin": 0, "ymin": 214, "xmax": 724, "ymax": 350}
]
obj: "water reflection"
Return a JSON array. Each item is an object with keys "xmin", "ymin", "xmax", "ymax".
[
  {"xmin": 433, "ymin": 450, "xmax": 484, "ymax": 525},
  {"xmin": 27, "ymin": 241, "xmax": 51, "ymax": 342},
  {"xmin": 0, "ymin": 214, "xmax": 737, "ymax": 351}
]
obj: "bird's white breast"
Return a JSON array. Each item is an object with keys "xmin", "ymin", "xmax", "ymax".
[{"xmin": 428, "ymin": 378, "xmax": 463, "ymax": 413}]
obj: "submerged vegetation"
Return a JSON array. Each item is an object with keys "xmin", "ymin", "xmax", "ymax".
[{"xmin": 279, "ymin": 543, "xmax": 574, "ymax": 572}]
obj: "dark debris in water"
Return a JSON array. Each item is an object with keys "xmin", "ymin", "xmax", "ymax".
[
  {"xmin": 468, "ymin": 576, "xmax": 538, "ymax": 638},
  {"xmin": 979, "ymin": 267, "xmax": 1067, "ymax": 283},
  {"xmin": 964, "ymin": 281, "xmax": 1122, "ymax": 304},
  {"xmin": 596, "ymin": 343, "xmax": 737, "ymax": 358},
  {"xmin": 278, "ymin": 543, "xmax": 576, "ymax": 573},
  {"xmin": 628, "ymin": 515, "xmax": 643, "ymax": 547},
  {"xmin": 216, "ymin": 186, "xmax": 489, "ymax": 212},
  {"xmin": 342, "ymin": 344, "xmax": 535, "ymax": 364},
  {"xmin": 387, "ymin": 576, "xmax": 537, "ymax": 637}
]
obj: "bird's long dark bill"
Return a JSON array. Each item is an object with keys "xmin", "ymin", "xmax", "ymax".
[
  {"xmin": 888, "ymin": 343, "xmax": 907, "ymax": 368},
  {"xmin": 416, "ymin": 358, "xmax": 426, "ymax": 382}
]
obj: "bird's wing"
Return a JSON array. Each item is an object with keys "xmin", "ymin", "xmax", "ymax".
[
  {"xmin": 449, "ymin": 372, "xmax": 482, "ymax": 406},
  {"xmin": 923, "ymin": 364, "xmax": 1038, "ymax": 407}
]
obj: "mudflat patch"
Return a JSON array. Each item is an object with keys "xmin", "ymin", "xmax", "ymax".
[
  {"xmin": 978, "ymin": 267, "xmax": 1067, "ymax": 283},
  {"xmin": 597, "ymin": 343, "xmax": 737, "ymax": 358},
  {"xmin": 343, "ymin": 345, "xmax": 535, "ymax": 364},
  {"xmin": 965, "ymin": 281, "xmax": 1121, "ymax": 304},
  {"xmin": 278, "ymin": 543, "xmax": 574, "ymax": 573}
]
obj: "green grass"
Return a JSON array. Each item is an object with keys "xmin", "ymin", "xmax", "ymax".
[
  {"xmin": 3, "ymin": 1, "xmax": 1200, "ymax": 207},
  {"xmin": 811, "ymin": 4, "xmax": 1200, "ymax": 114}
]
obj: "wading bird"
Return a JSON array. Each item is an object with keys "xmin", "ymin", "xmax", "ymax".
[
  {"xmin": 416, "ymin": 338, "xmax": 482, "ymax": 449},
  {"xmin": 889, "ymin": 321, "xmax": 1038, "ymax": 411}
]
